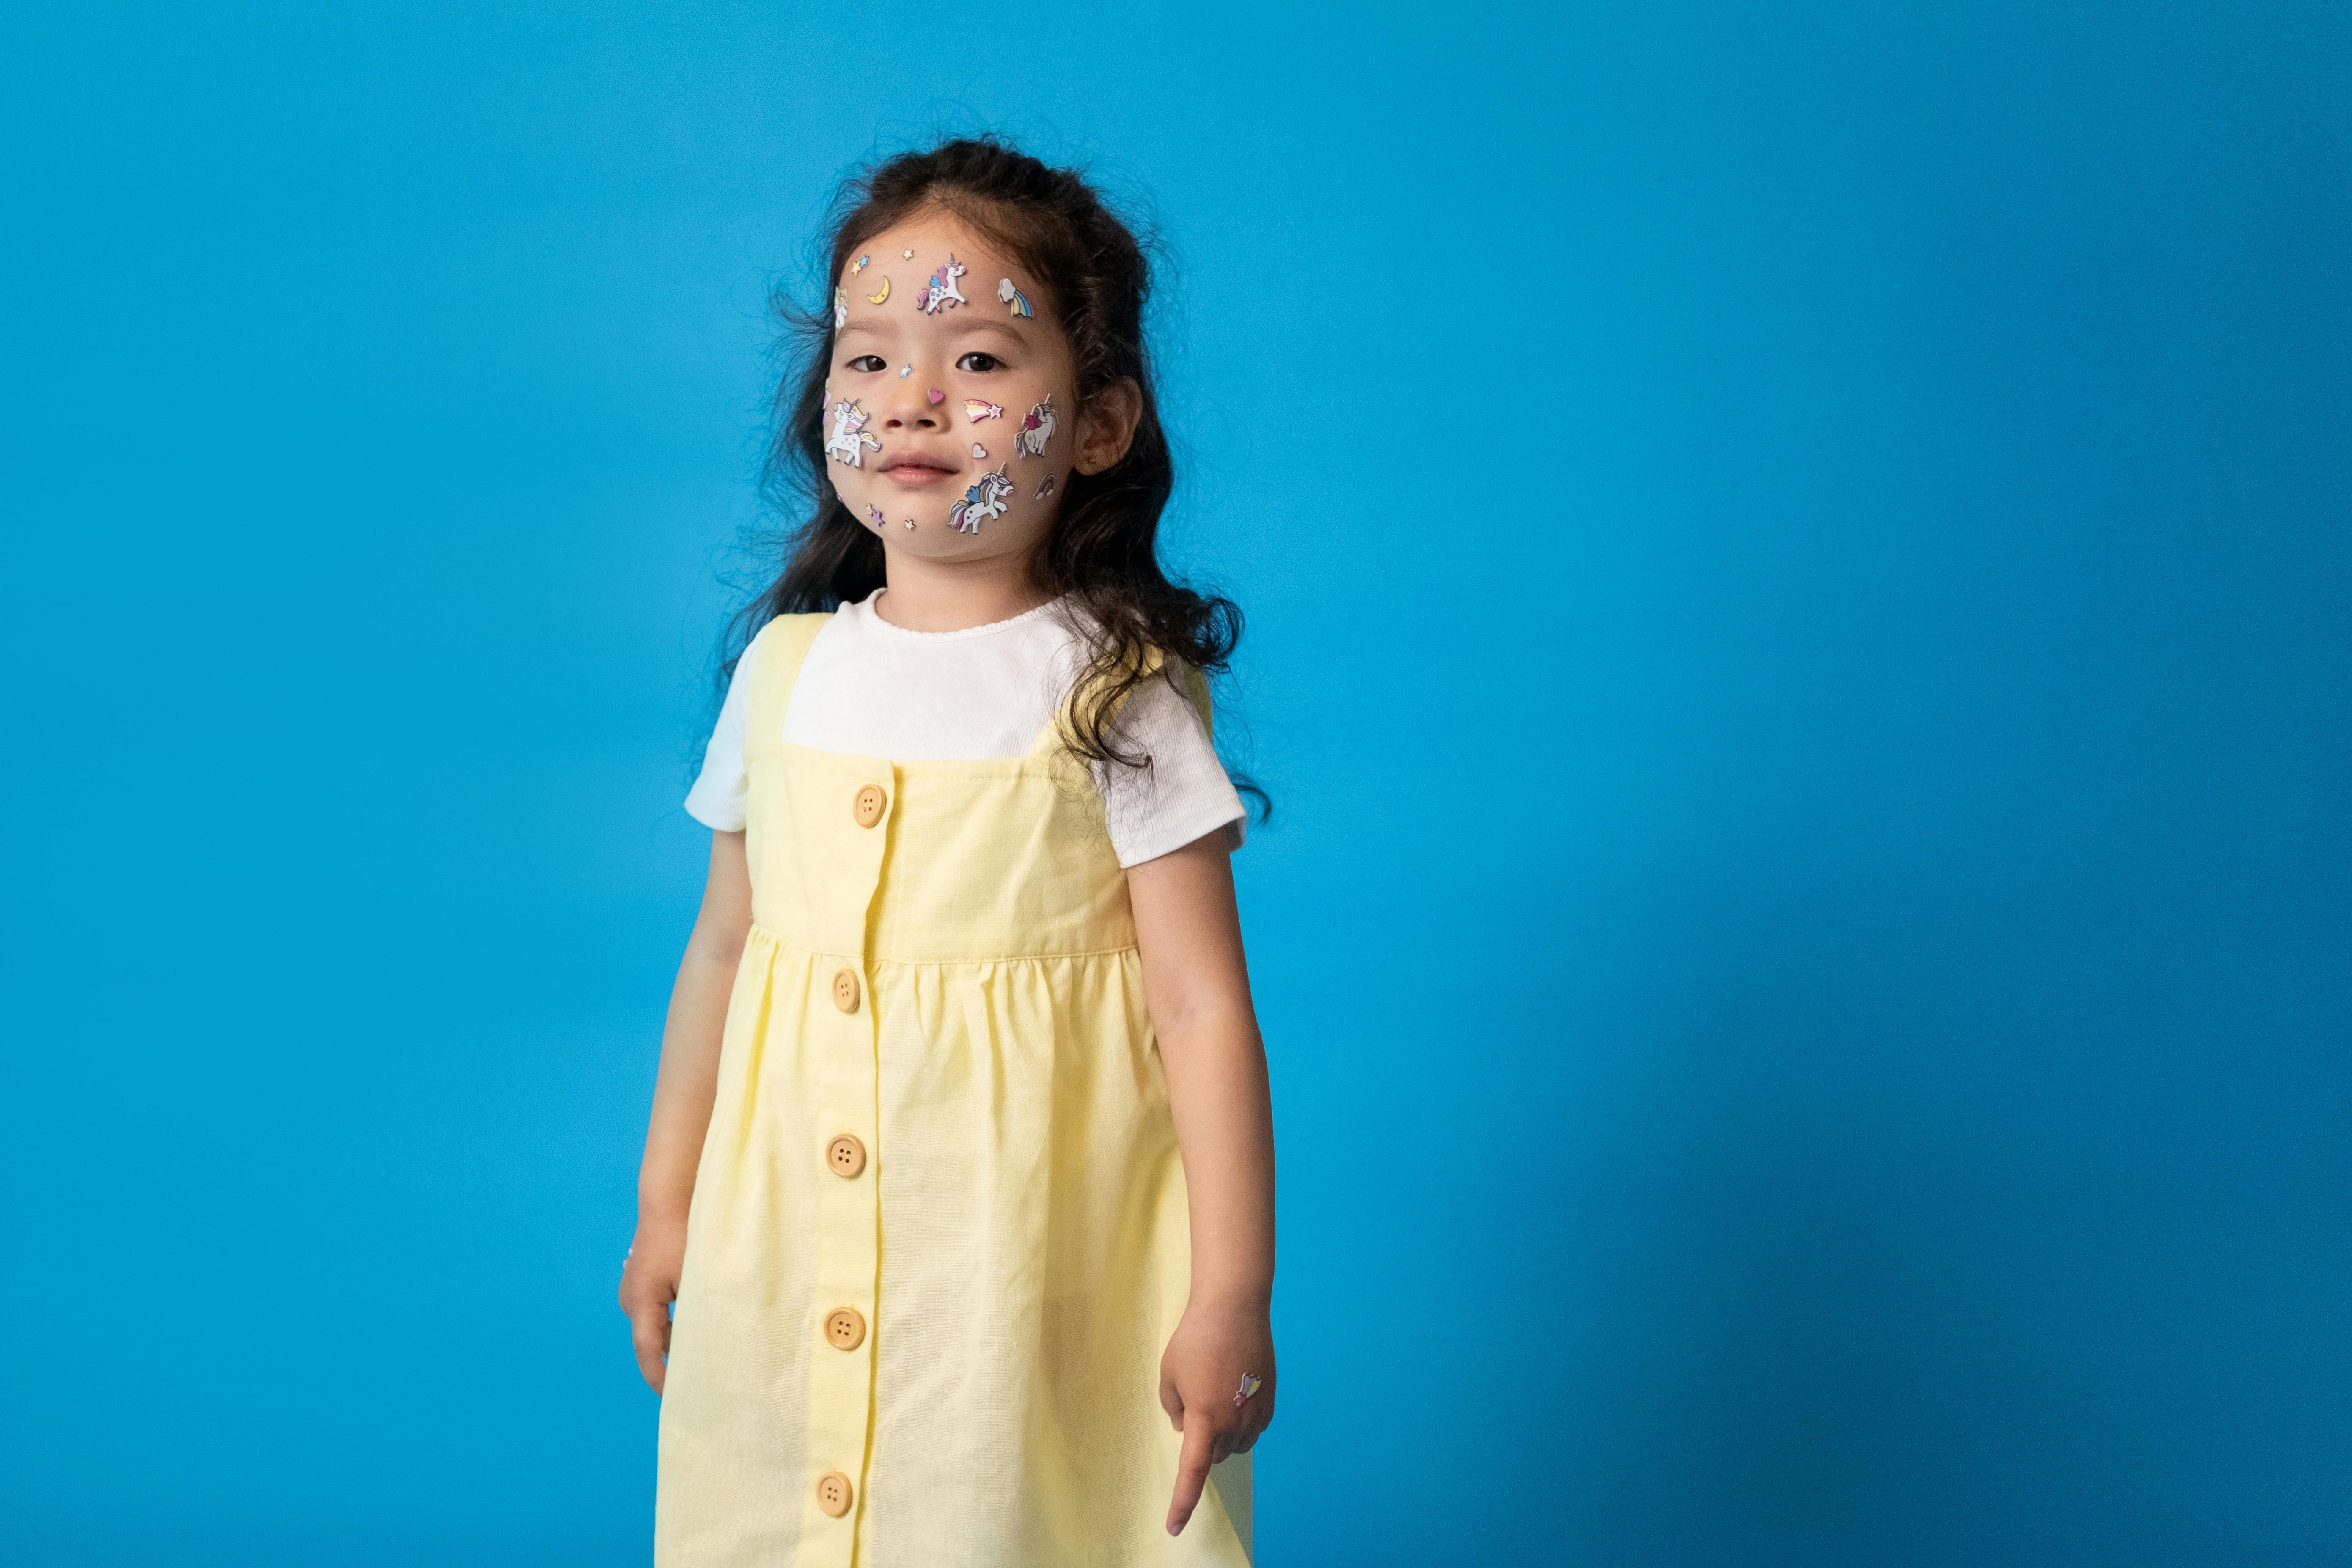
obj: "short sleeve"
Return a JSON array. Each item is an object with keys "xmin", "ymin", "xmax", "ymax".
[
  {"xmin": 683, "ymin": 639, "xmax": 759, "ymax": 832},
  {"xmin": 1093, "ymin": 670, "xmax": 1247, "ymax": 868}
]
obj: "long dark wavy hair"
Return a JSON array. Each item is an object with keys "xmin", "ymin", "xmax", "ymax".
[{"xmin": 720, "ymin": 137, "xmax": 1259, "ymax": 810}]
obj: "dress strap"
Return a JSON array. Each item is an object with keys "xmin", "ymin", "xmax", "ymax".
[{"xmin": 745, "ymin": 612, "xmax": 833, "ymax": 752}]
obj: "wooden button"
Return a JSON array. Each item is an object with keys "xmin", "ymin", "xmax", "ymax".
[
  {"xmin": 815, "ymin": 1470, "xmax": 854, "ymax": 1518},
  {"xmin": 824, "ymin": 1306, "xmax": 866, "ymax": 1350},
  {"xmin": 825, "ymin": 1133, "xmax": 866, "ymax": 1179},
  {"xmin": 852, "ymin": 783, "xmax": 887, "ymax": 828},
  {"xmin": 831, "ymin": 968, "xmax": 861, "ymax": 1013}
]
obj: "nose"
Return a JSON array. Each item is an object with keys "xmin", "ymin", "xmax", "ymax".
[{"xmin": 882, "ymin": 369, "xmax": 943, "ymax": 431}]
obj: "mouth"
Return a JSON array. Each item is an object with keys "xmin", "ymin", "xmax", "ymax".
[{"xmin": 879, "ymin": 451, "xmax": 959, "ymax": 488}]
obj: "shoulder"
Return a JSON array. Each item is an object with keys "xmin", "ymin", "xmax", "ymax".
[{"xmin": 748, "ymin": 610, "xmax": 836, "ymax": 660}]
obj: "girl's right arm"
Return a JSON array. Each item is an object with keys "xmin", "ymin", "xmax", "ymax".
[{"xmin": 620, "ymin": 828, "xmax": 753, "ymax": 1393}]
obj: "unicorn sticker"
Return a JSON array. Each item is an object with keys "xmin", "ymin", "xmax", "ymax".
[
  {"xmin": 948, "ymin": 464, "xmax": 1014, "ymax": 534},
  {"xmin": 1016, "ymin": 395, "xmax": 1056, "ymax": 459},
  {"xmin": 916, "ymin": 253, "xmax": 968, "ymax": 315},
  {"xmin": 823, "ymin": 398, "xmax": 882, "ymax": 468},
  {"xmin": 998, "ymin": 277, "xmax": 1033, "ymax": 319}
]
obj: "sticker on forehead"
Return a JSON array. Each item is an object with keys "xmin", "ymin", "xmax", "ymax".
[
  {"xmin": 852, "ymin": 254, "xmax": 870, "ymax": 273},
  {"xmin": 1016, "ymin": 395, "xmax": 1056, "ymax": 459},
  {"xmin": 833, "ymin": 288, "xmax": 848, "ymax": 330},
  {"xmin": 998, "ymin": 278, "xmax": 1033, "ymax": 319},
  {"xmin": 916, "ymin": 253, "xmax": 968, "ymax": 315},
  {"xmin": 948, "ymin": 464, "xmax": 1015, "ymax": 534},
  {"xmin": 902, "ymin": 248, "xmax": 914, "ymax": 259},
  {"xmin": 865, "ymin": 277, "xmax": 890, "ymax": 305},
  {"xmin": 1033, "ymin": 474, "xmax": 1056, "ymax": 501},
  {"xmin": 823, "ymin": 398, "xmax": 882, "ymax": 468},
  {"xmin": 963, "ymin": 398, "xmax": 1002, "ymax": 423}
]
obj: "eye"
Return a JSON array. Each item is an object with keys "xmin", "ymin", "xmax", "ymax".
[
  {"xmin": 845, "ymin": 354, "xmax": 887, "ymax": 373},
  {"xmin": 956, "ymin": 352, "xmax": 1003, "ymax": 373}
]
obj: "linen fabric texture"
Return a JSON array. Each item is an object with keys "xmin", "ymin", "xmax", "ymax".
[
  {"xmin": 654, "ymin": 612, "xmax": 1254, "ymax": 1567},
  {"xmin": 684, "ymin": 588, "xmax": 1246, "ymax": 869}
]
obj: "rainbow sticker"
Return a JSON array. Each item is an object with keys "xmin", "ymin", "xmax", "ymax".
[
  {"xmin": 997, "ymin": 277, "xmax": 1033, "ymax": 319},
  {"xmin": 964, "ymin": 399, "xmax": 1003, "ymax": 422}
]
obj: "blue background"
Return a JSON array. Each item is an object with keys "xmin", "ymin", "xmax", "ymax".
[{"xmin": 5, "ymin": 3, "xmax": 2347, "ymax": 1563}]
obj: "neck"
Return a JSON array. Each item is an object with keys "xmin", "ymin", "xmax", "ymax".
[{"xmin": 872, "ymin": 543, "xmax": 1052, "ymax": 632}]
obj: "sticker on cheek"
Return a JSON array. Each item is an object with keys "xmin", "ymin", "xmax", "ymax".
[
  {"xmin": 916, "ymin": 253, "xmax": 968, "ymax": 314},
  {"xmin": 833, "ymin": 288, "xmax": 848, "ymax": 329},
  {"xmin": 927, "ymin": 387, "xmax": 945, "ymax": 405},
  {"xmin": 997, "ymin": 277, "xmax": 1033, "ymax": 318},
  {"xmin": 1033, "ymin": 474, "xmax": 1056, "ymax": 501},
  {"xmin": 971, "ymin": 443, "xmax": 987, "ymax": 459},
  {"xmin": 947, "ymin": 464, "xmax": 1014, "ymax": 534},
  {"xmin": 899, "ymin": 365, "xmax": 912, "ymax": 378},
  {"xmin": 1016, "ymin": 395, "xmax": 1056, "ymax": 458},
  {"xmin": 865, "ymin": 277, "xmax": 890, "ymax": 305},
  {"xmin": 822, "ymin": 398, "xmax": 882, "ymax": 468},
  {"xmin": 964, "ymin": 399, "xmax": 1003, "ymax": 422},
  {"xmin": 902, "ymin": 517, "xmax": 917, "ymax": 530},
  {"xmin": 867, "ymin": 504, "xmax": 885, "ymax": 529}
]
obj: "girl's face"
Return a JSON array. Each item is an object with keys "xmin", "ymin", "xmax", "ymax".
[{"xmin": 823, "ymin": 212, "xmax": 1112, "ymax": 565}]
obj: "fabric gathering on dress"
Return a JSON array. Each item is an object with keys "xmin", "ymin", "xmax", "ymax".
[{"xmin": 656, "ymin": 607, "xmax": 1255, "ymax": 1567}]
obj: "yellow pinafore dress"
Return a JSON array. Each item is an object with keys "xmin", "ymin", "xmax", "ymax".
[{"xmin": 656, "ymin": 612, "xmax": 1254, "ymax": 1568}]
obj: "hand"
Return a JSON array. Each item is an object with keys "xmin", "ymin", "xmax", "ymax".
[
  {"xmin": 1158, "ymin": 1296, "xmax": 1276, "ymax": 1536},
  {"xmin": 619, "ymin": 1213, "xmax": 687, "ymax": 1394}
]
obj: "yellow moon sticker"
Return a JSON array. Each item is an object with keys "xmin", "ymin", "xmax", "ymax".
[{"xmin": 866, "ymin": 277, "xmax": 891, "ymax": 305}]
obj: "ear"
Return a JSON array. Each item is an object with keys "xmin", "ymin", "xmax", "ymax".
[{"xmin": 1074, "ymin": 378, "xmax": 1143, "ymax": 475}]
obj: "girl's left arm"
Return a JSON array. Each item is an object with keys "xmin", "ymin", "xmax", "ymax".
[{"xmin": 1128, "ymin": 828, "xmax": 1277, "ymax": 1538}]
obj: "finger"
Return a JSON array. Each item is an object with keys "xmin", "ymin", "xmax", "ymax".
[
  {"xmin": 1159, "ymin": 1373, "xmax": 1185, "ymax": 1431},
  {"xmin": 1237, "ymin": 1386, "xmax": 1274, "ymax": 1449},
  {"xmin": 1165, "ymin": 1406, "xmax": 1219, "ymax": 1535},
  {"xmin": 627, "ymin": 1300, "xmax": 672, "ymax": 1393}
]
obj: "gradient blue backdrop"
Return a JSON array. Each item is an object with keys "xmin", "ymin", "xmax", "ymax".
[{"xmin": 5, "ymin": 4, "xmax": 2347, "ymax": 1563}]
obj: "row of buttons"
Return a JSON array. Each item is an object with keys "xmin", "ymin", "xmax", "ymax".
[{"xmin": 813, "ymin": 782, "xmax": 888, "ymax": 1527}]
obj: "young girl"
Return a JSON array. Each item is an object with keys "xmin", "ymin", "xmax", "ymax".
[{"xmin": 620, "ymin": 140, "xmax": 1276, "ymax": 1566}]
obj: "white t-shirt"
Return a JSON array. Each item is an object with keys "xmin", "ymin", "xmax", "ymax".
[{"xmin": 684, "ymin": 589, "xmax": 1246, "ymax": 868}]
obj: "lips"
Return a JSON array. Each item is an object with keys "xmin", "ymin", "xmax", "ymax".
[{"xmin": 879, "ymin": 451, "xmax": 959, "ymax": 488}]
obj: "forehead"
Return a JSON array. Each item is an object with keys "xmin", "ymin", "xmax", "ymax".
[{"xmin": 853, "ymin": 211, "xmax": 1019, "ymax": 282}]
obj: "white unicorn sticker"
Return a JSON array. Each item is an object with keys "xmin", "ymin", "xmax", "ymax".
[
  {"xmin": 1016, "ymin": 395, "xmax": 1056, "ymax": 459},
  {"xmin": 948, "ymin": 464, "xmax": 1014, "ymax": 534},
  {"xmin": 916, "ymin": 253, "xmax": 968, "ymax": 315},
  {"xmin": 824, "ymin": 398, "xmax": 882, "ymax": 468}
]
